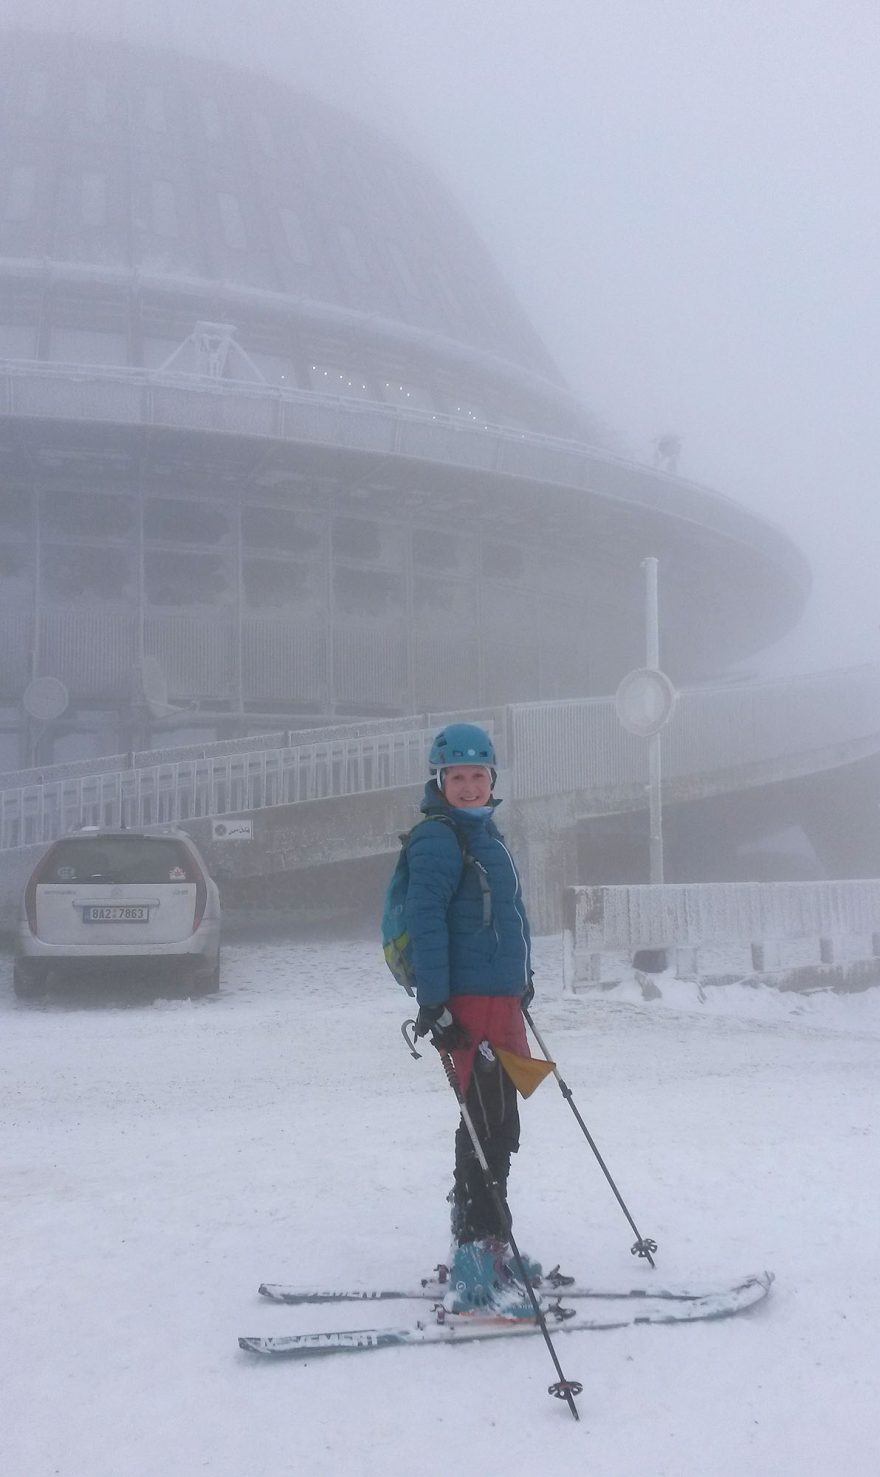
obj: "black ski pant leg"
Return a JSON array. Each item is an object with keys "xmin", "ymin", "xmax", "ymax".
[{"xmin": 452, "ymin": 1047, "xmax": 520, "ymax": 1245}]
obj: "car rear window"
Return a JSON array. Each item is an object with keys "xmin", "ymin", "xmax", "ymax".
[{"xmin": 42, "ymin": 837, "xmax": 198, "ymax": 885}]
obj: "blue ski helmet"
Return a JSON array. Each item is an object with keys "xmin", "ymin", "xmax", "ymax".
[{"xmin": 429, "ymin": 723, "xmax": 497, "ymax": 779}]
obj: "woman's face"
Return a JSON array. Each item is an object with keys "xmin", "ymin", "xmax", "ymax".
[{"xmin": 442, "ymin": 765, "xmax": 493, "ymax": 808}]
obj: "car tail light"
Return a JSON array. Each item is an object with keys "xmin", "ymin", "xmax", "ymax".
[{"xmin": 24, "ymin": 848, "xmax": 57, "ymax": 933}]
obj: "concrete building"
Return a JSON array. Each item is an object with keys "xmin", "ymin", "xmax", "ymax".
[{"xmin": 0, "ymin": 28, "xmax": 809, "ymax": 773}]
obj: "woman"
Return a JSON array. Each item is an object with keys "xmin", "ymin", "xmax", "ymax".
[{"xmin": 404, "ymin": 721, "xmax": 539, "ymax": 1316}]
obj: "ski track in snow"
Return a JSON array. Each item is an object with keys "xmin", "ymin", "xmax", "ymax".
[{"xmin": 1, "ymin": 930, "xmax": 879, "ymax": 1477}]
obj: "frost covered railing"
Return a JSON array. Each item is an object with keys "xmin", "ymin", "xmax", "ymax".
[
  {"xmin": 0, "ymin": 729, "xmax": 435, "ymax": 851},
  {"xmin": 1, "ymin": 664, "xmax": 879, "ymax": 853},
  {"xmin": 0, "ymin": 708, "xmax": 504, "ymax": 852},
  {"xmin": 562, "ymin": 881, "xmax": 880, "ymax": 992},
  {"xmin": 510, "ymin": 664, "xmax": 880, "ymax": 801}
]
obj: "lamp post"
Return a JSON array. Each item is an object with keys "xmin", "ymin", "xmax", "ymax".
[{"xmin": 614, "ymin": 558, "xmax": 676, "ymax": 885}]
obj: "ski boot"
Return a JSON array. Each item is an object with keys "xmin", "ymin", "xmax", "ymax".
[
  {"xmin": 503, "ymin": 1248, "xmax": 544, "ymax": 1286},
  {"xmin": 443, "ymin": 1239, "xmax": 536, "ymax": 1319}
]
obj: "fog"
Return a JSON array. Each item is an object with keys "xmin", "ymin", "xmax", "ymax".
[{"xmin": 9, "ymin": 0, "xmax": 880, "ymax": 676}]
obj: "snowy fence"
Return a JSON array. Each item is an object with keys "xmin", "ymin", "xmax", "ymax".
[
  {"xmin": 563, "ymin": 881, "xmax": 880, "ymax": 992},
  {"xmin": 0, "ymin": 709, "xmax": 504, "ymax": 852},
  {"xmin": 0, "ymin": 731, "xmax": 433, "ymax": 851},
  {"xmin": 510, "ymin": 665, "xmax": 880, "ymax": 801}
]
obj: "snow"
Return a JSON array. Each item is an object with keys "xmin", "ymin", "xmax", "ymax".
[{"xmin": 2, "ymin": 930, "xmax": 880, "ymax": 1476}]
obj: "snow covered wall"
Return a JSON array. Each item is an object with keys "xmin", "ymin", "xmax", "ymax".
[{"xmin": 563, "ymin": 880, "xmax": 880, "ymax": 993}]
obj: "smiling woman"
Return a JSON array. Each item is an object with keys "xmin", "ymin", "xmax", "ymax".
[{"xmin": 395, "ymin": 721, "xmax": 547, "ymax": 1317}]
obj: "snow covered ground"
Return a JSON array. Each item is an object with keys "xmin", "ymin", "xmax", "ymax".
[{"xmin": 2, "ymin": 929, "xmax": 880, "ymax": 1477}]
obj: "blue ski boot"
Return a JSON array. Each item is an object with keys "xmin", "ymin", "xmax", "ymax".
[
  {"xmin": 444, "ymin": 1239, "xmax": 535, "ymax": 1319},
  {"xmin": 503, "ymin": 1248, "xmax": 544, "ymax": 1286}
]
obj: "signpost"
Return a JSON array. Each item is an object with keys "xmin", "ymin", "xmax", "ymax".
[{"xmin": 211, "ymin": 819, "xmax": 254, "ymax": 841}]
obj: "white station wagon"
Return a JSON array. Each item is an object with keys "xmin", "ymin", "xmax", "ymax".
[{"xmin": 14, "ymin": 826, "xmax": 221, "ymax": 999}]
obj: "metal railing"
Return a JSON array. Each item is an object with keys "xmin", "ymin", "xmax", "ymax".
[
  {"xmin": 509, "ymin": 664, "xmax": 880, "ymax": 800},
  {"xmin": 1, "ymin": 666, "xmax": 879, "ymax": 854},
  {"xmin": 0, "ymin": 728, "xmax": 437, "ymax": 852}
]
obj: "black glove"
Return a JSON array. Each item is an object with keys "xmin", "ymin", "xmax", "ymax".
[
  {"xmin": 415, "ymin": 1003, "xmax": 470, "ymax": 1050},
  {"xmin": 521, "ymin": 976, "xmax": 535, "ymax": 1011}
]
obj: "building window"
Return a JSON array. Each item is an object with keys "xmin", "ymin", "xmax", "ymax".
[
  {"xmin": 253, "ymin": 111, "xmax": 277, "ymax": 159},
  {"xmin": 280, "ymin": 207, "xmax": 311, "ymax": 265},
  {"xmin": 199, "ymin": 96, "xmax": 224, "ymax": 142},
  {"xmin": 301, "ymin": 128, "xmax": 325, "ymax": 175},
  {"xmin": 42, "ymin": 546, "xmax": 134, "ymax": 603},
  {"xmin": 336, "ymin": 224, "xmax": 370, "ymax": 281},
  {"xmin": 4, "ymin": 165, "xmax": 36, "ymax": 222},
  {"xmin": 332, "ymin": 517, "xmax": 381, "ymax": 562},
  {"xmin": 332, "ymin": 517, "xmax": 404, "ymax": 565},
  {"xmin": 308, "ymin": 364, "xmax": 373, "ymax": 399},
  {"xmin": 142, "ymin": 336, "xmax": 183, "ymax": 370},
  {"xmin": 0, "ymin": 543, "xmax": 31, "ymax": 603},
  {"xmin": 0, "ymin": 321, "xmax": 36, "ymax": 360},
  {"xmin": 246, "ymin": 350, "xmax": 295, "ymax": 387},
  {"xmin": 242, "ymin": 560, "xmax": 320, "ymax": 610},
  {"xmin": 42, "ymin": 491, "xmax": 135, "ymax": 540},
  {"xmin": 151, "ymin": 179, "xmax": 178, "ymax": 238},
  {"xmin": 144, "ymin": 498, "xmax": 230, "ymax": 546},
  {"xmin": 412, "ymin": 528, "xmax": 465, "ymax": 571},
  {"xmin": 332, "ymin": 567, "xmax": 404, "ymax": 618},
  {"xmin": 217, "ymin": 193, "xmax": 247, "ymax": 249},
  {"xmin": 144, "ymin": 551, "xmax": 232, "ymax": 605},
  {"xmin": 382, "ymin": 380, "xmax": 433, "ymax": 412},
  {"xmin": 80, "ymin": 172, "xmax": 106, "ymax": 227},
  {"xmin": 482, "ymin": 541, "xmax": 526, "ymax": 580},
  {"xmin": 48, "ymin": 329, "xmax": 127, "ymax": 366},
  {"xmin": 242, "ymin": 506, "xmax": 321, "ymax": 554},
  {"xmin": 386, "ymin": 240, "xmax": 421, "ymax": 298},
  {"xmin": 143, "ymin": 86, "xmax": 167, "ymax": 131},
  {"xmin": 0, "ymin": 488, "xmax": 30, "ymax": 531},
  {"xmin": 413, "ymin": 576, "xmax": 476, "ymax": 622},
  {"xmin": 24, "ymin": 72, "xmax": 48, "ymax": 116},
  {"xmin": 450, "ymin": 399, "xmax": 487, "ymax": 425},
  {"xmin": 85, "ymin": 79, "xmax": 108, "ymax": 122}
]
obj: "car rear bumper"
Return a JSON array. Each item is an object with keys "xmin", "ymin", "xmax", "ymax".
[{"xmin": 17, "ymin": 919, "xmax": 220, "ymax": 961}]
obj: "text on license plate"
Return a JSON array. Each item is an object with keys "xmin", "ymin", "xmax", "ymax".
[{"xmin": 83, "ymin": 905, "xmax": 150, "ymax": 923}]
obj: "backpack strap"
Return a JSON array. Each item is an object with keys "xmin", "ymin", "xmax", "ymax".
[{"xmin": 405, "ymin": 814, "xmax": 493, "ymax": 929}]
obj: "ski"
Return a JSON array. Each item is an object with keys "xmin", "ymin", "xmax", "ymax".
[
  {"xmin": 240, "ymin": 1270, "xmax": 773, "ymax": 1359},
  {"xmin": 258, "ymin": 1269, "xmax": 763, "ymax": 1307}
]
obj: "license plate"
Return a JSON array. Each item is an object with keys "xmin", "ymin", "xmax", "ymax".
[{"xmin": 83, "ymin": 905, "xmax": 150, "ymax": 923}]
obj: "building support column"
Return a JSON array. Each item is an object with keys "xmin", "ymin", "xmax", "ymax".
[{"xmin": 507, "ymin": 797, "xmax": 580, "ymax": 935}]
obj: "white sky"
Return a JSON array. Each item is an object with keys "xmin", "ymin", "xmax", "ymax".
[{"xmin": 10, "ymin": 0, "xmax": 880, "ymax": 674}]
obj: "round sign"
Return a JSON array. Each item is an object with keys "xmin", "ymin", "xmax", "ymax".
[
  {"xmin": 614, "ymin": 667, "xmax": 677, "ymax": 737},
  {"xmin": 23, "ymin": 675, "xmax": 69, "ymax": 721}
]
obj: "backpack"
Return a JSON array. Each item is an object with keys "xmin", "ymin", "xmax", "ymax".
[{"xmin": 381, "ymin": 813, "xmax": 492, "ymax": 996}]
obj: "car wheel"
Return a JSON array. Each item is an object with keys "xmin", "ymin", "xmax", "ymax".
[
  {"xmin": 13, "ymin": 961, "xmax": 48, "ymax": 1000},
  {"xmin": 191, "ymin": 957, "xmax": 220, "ymax": 995}
]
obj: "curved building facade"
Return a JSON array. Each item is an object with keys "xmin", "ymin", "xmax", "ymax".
[{"xmin": 0, "ymin": 29, "xmax": 810, "ymax": 768}]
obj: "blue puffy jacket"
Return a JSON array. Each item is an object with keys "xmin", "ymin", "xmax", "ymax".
[{"xmin": 404, "ymin": 782, "xmax": 532, "ymax": 1009}]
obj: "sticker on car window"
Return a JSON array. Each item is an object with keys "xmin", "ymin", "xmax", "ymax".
[
  {"xmin": 168, "ymin": 866, "xmax": 187, "ymax": 880},
  {"xmin": 56, "ymin": 865, "xmax": 77, "ymax": 880}
]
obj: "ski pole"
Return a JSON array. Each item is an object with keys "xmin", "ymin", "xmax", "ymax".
[
  {"xmin": 402, "ymin": 1019, "xmax": 582, "ymax": 1420},
  {"xmin": 523, "ymin": 1007, "xmax": 658, "ymax": 1268}
]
